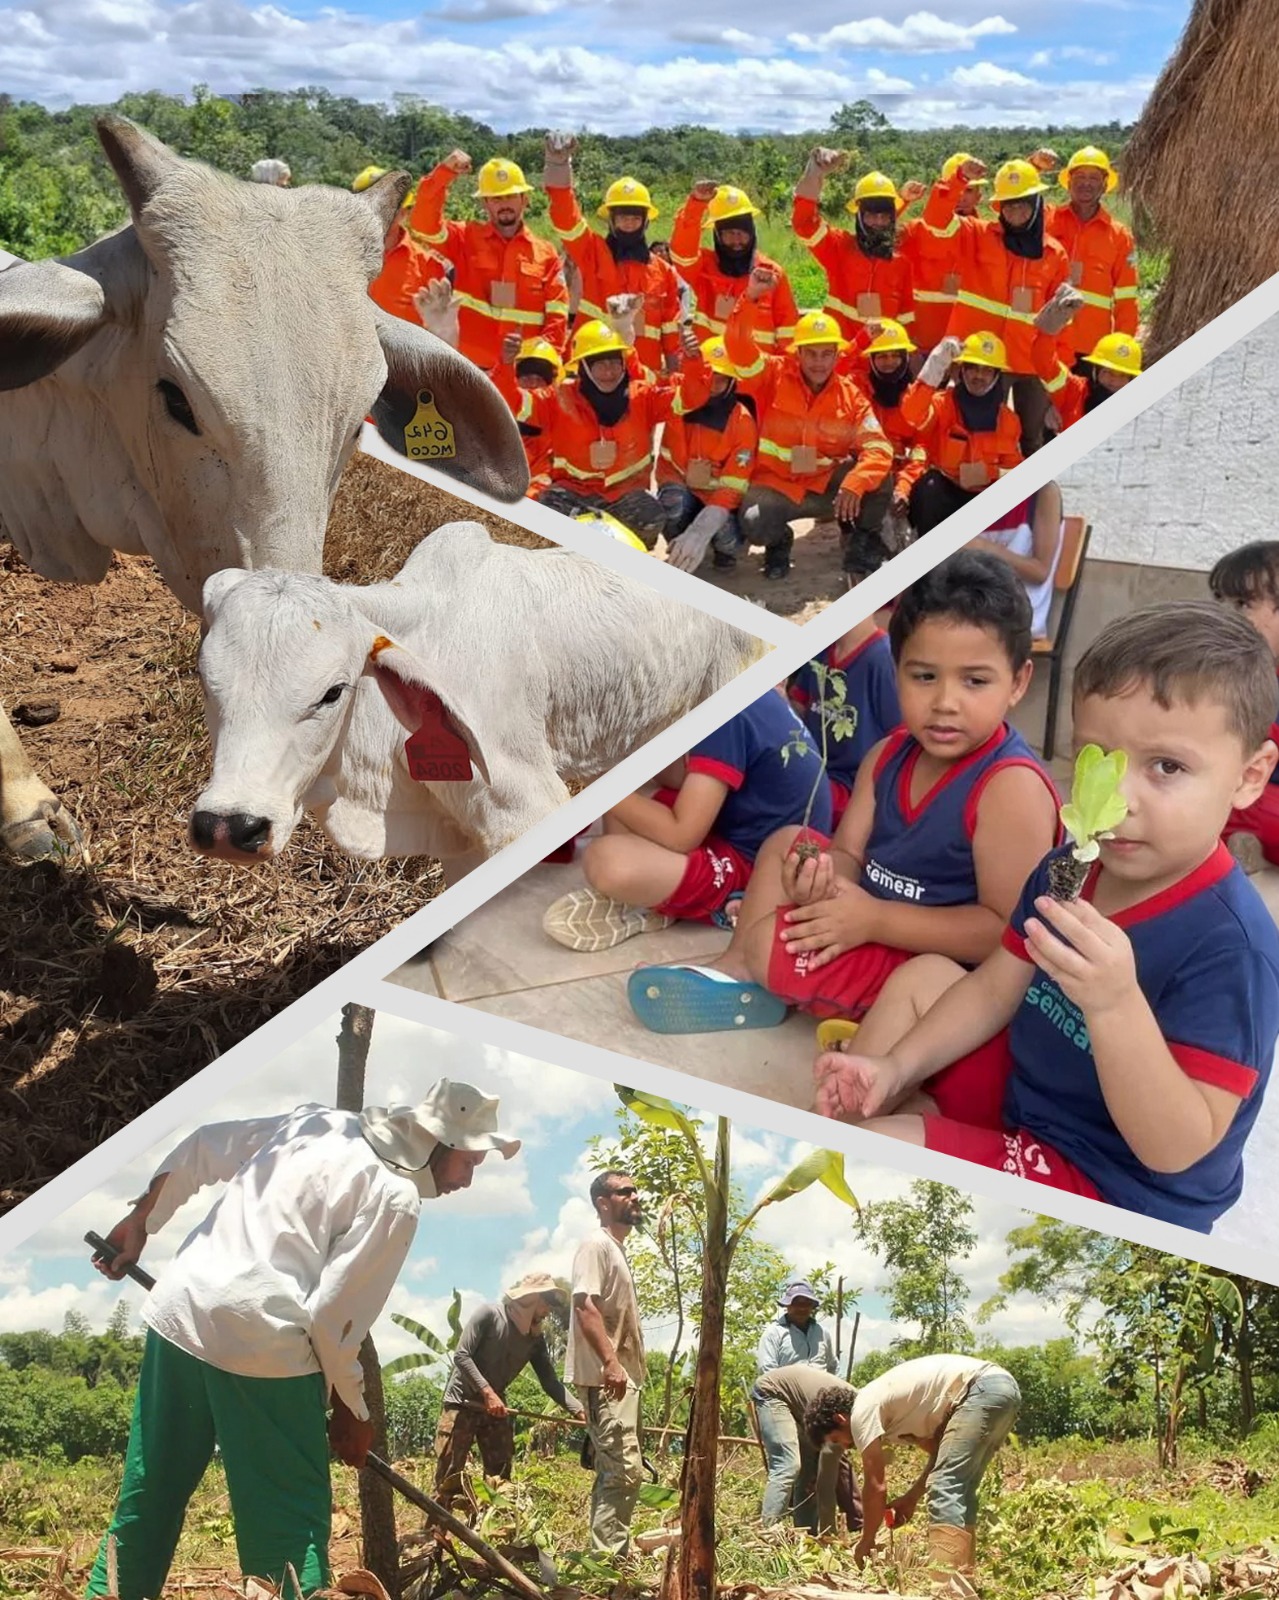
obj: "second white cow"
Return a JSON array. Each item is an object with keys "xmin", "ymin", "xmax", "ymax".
[{"xmin": 192, "ymin": 523, "xmax": 765, "ymax": 875}]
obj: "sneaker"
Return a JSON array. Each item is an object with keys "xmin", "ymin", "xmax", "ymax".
[{"xmin": 543, "ymin": 888, "xmax": 674, "ymax": 952}]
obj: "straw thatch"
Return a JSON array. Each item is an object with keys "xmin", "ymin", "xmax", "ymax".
[{"xmin": 1124, "ymin": 0, "xmax": 1279, "ymax": 361}]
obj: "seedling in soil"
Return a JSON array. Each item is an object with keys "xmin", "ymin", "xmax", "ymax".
[
  {"xmin": 780, "ymin": 663, "xmax": 858, "ymax": 862},
  {"xmin": 1050, "ymin": 743, "xmax": 1129, "ymax": 900}
]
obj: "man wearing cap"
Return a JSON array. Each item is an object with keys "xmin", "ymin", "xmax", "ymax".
[
  {"xmin": 671, "ymin": 179, "xmax": 799, "ymax": 350},
  {"xmin": 408, "ymin": 148, "xmax": 568, "ymax": 372},
  {"xmin": 542, "ymin": 133, "xmax": 683, "ymax": 376},
  {"xmin": 85, "ymin": 1082, "xmax": 519, "ymax": 1600},
  {"xmin": 756, "ymin": 1278, "xmax": 838, "ymax": 1375},
  {"xmin": 751, "ymin": 1364, "xmax": 861, "ymax": 1534},
  {"xmin": 354, "ymin": 164, "xmax": 448, "ymax": 325},
  {"xmin": 804, "ymin": 1354, "xmax": 1021, "ymax": 1587},
  {"xmin": 435, "ymin": 1273, "xmax": 585, "ymax": 1505},
  {"xmin": 567, "ymin": 1169, "xmax": 646, "ymax": 1555}
]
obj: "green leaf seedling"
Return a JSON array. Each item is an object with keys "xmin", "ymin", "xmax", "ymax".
[{"xmin": 1049, "ymin": 744, "xmax": 1130, "ymax": 900}]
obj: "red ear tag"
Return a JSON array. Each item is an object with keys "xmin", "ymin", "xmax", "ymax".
[{"xmin": 404, "ymin": 688, "xmax": 473, "ymax": 783}]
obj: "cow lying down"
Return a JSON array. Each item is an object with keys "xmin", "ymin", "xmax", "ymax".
[{"xmin": 192, "ymin": 522, "xmax": 765, "ymax": 876}]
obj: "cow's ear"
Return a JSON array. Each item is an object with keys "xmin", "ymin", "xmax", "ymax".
[
  {"xmin": 95, "ymin": 116, "xmax": 184, "ymax": 217},
  {"xmin": 365, "ymin": 634, "xmax": 493, "ymax": 786},
  {"xmin": 370, "ymin": 309, "xmax": 531, "ymax": 505},
  {"xmin": 201, "ymin": 567, "xmax": 251, "ymax": 623},
  {"xmin": 356, "ymin": 171, "xmax": 413, "ymax": 237},
  {"xmin": 0, "ymin": 260, "xmax": 109, "ymax": 391}
]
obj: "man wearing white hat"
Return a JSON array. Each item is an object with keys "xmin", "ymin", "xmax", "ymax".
[
  {"xmin": 86, "ymin": 1081, "xmax": 519, "ymax": 1600},
  {"xmin": 435, "ymin": 1272, "xmax": 585, "ymax": 1505}
]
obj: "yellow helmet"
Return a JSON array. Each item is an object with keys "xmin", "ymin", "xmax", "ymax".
[
  {"xmin": 847, "ymin": 171, "xmax": 904, "ymax": 215},
  {"xmin": 791, "ymin": 311, "xmax": 847, "ymax": 350},
  {"xmin": 941, "ymin": 151, "xmax": 989, "ymax": 187},
  {"xmin": 864, "ymin": 319, "xmax": 916, "ymax": 357},
  {"xmin": 352, "ymin": 165, "xmax": 388, "ymax": 192},
  {"xmin": 700, "ymin": 336, "xmax": 738, "ymax": 378},
  {"xmin": 400, "ymin": 184, "xmax": 418, "ymax": 211},
  {"xmin": 991, "ymin": 159, "xmax": 1050, "ymax": 205},
  {"xmin": 1087, "ymin": 332, "xmax": 1141, "ymax": 377},
  {"xmin": 474, "ymin": 157, "xmax": 533, "ymax": 199},
  {"xmin": 516, "ymin": 338, "xmax": 564, "ymax": 375},
  {"xmin": 703, "ymin": 185, "xmax": 761, "ymax": 226},
  {"xmin": 598, "ymin": 177, "xmax": 658, "ymax": 221},
  {"xmin": 574, "ymin": 510, "xmax": 648, "ymax": 553},
  {"xmin": 956, "ymin": 330, "xmax": 1009, "ymax": 370},
  {"xmin": 1063, "ymin": 145, "xmax": 1119, "ymax": 195},
  {"xmin": 569, "ymin": 319, "xmax": 628, "ymax": 365}
]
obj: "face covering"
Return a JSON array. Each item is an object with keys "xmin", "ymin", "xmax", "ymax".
[
  {"xmin": 607, "ymin": 209, "xmax": 652, "ymax": 264},
  {"xmin": 869, "ymin": 360, "xmax": 911, "ymax": 408},
  {"xmin": 579, "ymin": 360, "xmax": 631, "ymax": 428},
  {"xmin": 999, "ymin": 193, "xmax": 1046, "ymax": 260},
  {"xmin": 1084, "ymin": 372, "xmax": 1113, "ymax": 413},
  {"xmin": 684, "ymin": 381, "xmax": 741, "ymax": 432},
  {"xmin": 954, "ymin": 372, "xmax": 1008, "ymax": 433},
  {"xmin": 856, "ymin": 201, "xmax": 897, "ymax": 260},
  {"xmin": 516, "ymin": 358, "xmax": 557, "ymax": 386},
  {"xmin": 504, "ymin": 1295, "xmax": 546, "ymax": 1336},
  {"xmin": 714, "ymin": 217, "xmax": 756, "ymax": 278}
]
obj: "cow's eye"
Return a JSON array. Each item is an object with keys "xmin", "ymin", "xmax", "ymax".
[
  {"xmin": 158, "ymin": 379, "xmax": 200, "ymax": 435},
  {"xmin": 317, "ymin": 683, "xmax": 349, "ymax": 707}
]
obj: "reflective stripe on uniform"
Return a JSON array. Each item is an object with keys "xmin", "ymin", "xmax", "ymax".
[
  {"xmin": 1073, "ymin": 288, "xmax": 1114, "ymax": 311},
  {"xmin": 455, "ymin": 292, "xmax": 545, "ymax": 327},
  {"xmin": 1114, "ymin": 286, "xmax": 1139, "ymax": 301},
  {"xmin": 555, "ymin": 217, "xmax": 589, "ymax": 241},
  {"xmin": 800, "ymin": 221, "xmax": 830, "ymax": 247},
  {"xmin": 923, "ymin": 216, "xmax": 961, "ymax": 239},
  {"xmin": 956, "ymin": 288, "xmax": 1010, "ymax": 320},
  {"xmin": 914, "ymin": 287, "xmax": 958, "ymax": 304},
  {"xmin": 553, "ymin": 451, "xmax": 654, "ymax": 488},
  {"xmin": 1043, "ymin": 364, "xmax": 1070, "ymax": 394}
]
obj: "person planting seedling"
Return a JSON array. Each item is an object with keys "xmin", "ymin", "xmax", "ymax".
[{"xmin": 1047, "ymin": 743, "xmax": 1129, "ymax": 901}]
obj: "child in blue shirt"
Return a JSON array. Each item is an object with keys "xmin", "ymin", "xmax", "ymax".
[
  {"xmin": 628, "ymin": 552, "xmax": 1060, "ymax": 1035},
  {"xmin": 1209, "ymin": 541, "xmax": 1279, "ymax": 868},
  {"xmin": 789, "ymin": 618, "xmax": 901, "ymax": 828},
  {"xmin": 544, "ymin": 689, "xmax": 830, "ymax": 952},
  {"xmin": 817, "ymin": 600, "xmax": 1279, "ymax": 1233}
]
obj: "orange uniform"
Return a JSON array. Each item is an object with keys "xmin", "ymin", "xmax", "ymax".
[
  {"xmin": 863, "ymin": 387, "xmax": 929, "ymax": 504},
  {"xmin": 790, "ymin": 196, "xmax": 915, "ymax": 341},
  {"xmin": 410, "ymin": 165, "xmax": 569, "ymax": 371},
  {"xmin": 1046, "ymin": 202, "xmax": 1139, "ymax": 361},
  {"xmin": 1030, "ymin": 336, "xmax": 1094, "ymax": 432},
  {"xmin": 368, "ymin": 236, "xmax": 445, "ymax": 323},
  {"xmin": 547, "ymin": 184, "xmax": 683, "ymax": 374},
  {"xmin": 899, "ymin": 176, "xmax": 979, "ymax": 351},
  {"xmin": 656, "ymin": 391, "xmax": 758, "ymax": 512},
  {"xmin": 671, "ymin": 195, "xmax": 798, "ymax": 348},
  {"xmin": 901, "ymin": 381, "xmax": 1022, "ymax": 491},
  {"xmin": 726, "ymin": 304, "xmax": 892, "ymax": 504}
]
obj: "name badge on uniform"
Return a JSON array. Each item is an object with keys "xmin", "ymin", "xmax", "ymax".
[
  {"xmin": 714, "ymin": 292, "xmax": 739, "ymax": 320},
  {"xmin": 959, "ymin": 461, "xmax": 990, "ymax": 490},
  {"xmin": 942, "ymin": 272, "xmax": 961, "ymax": 297},
  {"xmin": 1068, "ymin": 261, "xmax": 1084, "ymax": 286},
  {"xmin": 791, "ymin": 445, "xmax": 819, "ymax": 476},
  {"xmin": 590, "ymin": 439, "xmax": 618, "ymax": 470},
  {"xmin": 1010, "ymin": 286, "xmax": 1035, "ymax": 314},
  {"xmin": 686, "ymin": 458, "xmax": 715, "ymax": 491},
  {"xmin": 856, "ymin": 292, "xmax": 882, "ymax": 320},
  {"xmin": 404, "ymin": 390, "xmax": 457, "ymax": 461},
  {"xmin": 490, "ymin": 279, "xmax": 517, "ymax": 308}
]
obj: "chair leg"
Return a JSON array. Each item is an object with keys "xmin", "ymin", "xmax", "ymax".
[{"xmin": 1043, "ymin": 651, "xmax": 1063, "ymax": 762}]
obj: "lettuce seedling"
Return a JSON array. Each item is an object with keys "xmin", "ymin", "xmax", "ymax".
[{"xmin": 1048, "ymin": 743, "xmax": 1129, "ymax": 900}]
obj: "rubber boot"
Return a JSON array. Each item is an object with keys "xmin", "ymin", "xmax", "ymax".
[{"xmin": 927, "ymin": 1523, "xmax": 977, "ymax": 1594}]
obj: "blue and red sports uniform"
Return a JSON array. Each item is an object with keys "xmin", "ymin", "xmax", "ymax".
[
  {"xmin": 923, "ymin": 841, "xmax": 1279, "ymax": 1230},
  {"xmin": 654, "ymin": 691, "xmax": 832, "ymax": 923},
  {"xmin": 790, "ymin": 630, "xmax": 901, "ymax": 827},
  {"xmin": 768, "ymin": 722, "xmax": 1058, "ymax": 1019},
  {"xmin": 1222, "ymin": 669, "xmax": 1279, "ymax": 863}
]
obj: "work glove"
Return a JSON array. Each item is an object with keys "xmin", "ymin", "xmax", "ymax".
[
  {"xmin": 1034, "ymin": 283, "xmax": 1085, "ymax": 336},
  {"xmin": 543, "ymin": 130, "xmax": 576, "ymax": 188},
  {"xmin": 605, "ymin": 293, "xmax": 644, "ymax": 347},
  {"xmin": 667, "ymin": 504, "xmax": 732, "ymax": 573},
  {"xmin": 797, "ymin": 146, "xmax": 845, "ymax": 200},
  {"xmin": 919, "ymin": 335, "xmax": 962, "ymax": 389}
]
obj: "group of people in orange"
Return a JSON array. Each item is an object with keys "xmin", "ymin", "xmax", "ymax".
[{"xmin": 357, "ymin": 135, "xmax": 1144, "ymax": 583}]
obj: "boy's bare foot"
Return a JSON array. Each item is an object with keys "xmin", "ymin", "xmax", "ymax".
[{"xmin": 812, "ymin": 1050, "xmax": 905, "ymax": 1121}]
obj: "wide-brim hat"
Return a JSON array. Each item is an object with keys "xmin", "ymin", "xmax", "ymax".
[
  {"xmin": 361, "ymin": 1079, "xmax": 521, "ymax": 1177},
  {"xmin": 505, "ymin": 1272, "xmax": 570, "ymax": 1308},
  {"xmin": 780, "ymin": 1278, "xmax": 821, "ymax": 1308}
]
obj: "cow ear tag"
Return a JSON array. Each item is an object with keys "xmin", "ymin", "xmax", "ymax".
[
  {"xmin": 404, "ymin": 389, "xmax": 457, "ymax": 462},
  {"xmin": 403, "ymin": 687, "xmax": 473, "ymax": 783}
]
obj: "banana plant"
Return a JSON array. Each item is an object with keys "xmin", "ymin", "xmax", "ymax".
[
  {"xmin": 384, "ymin": 1288, "xmax": 464, "ymax": 1378},
  {"xmin": 615, "ymin": 1086, "xmax": 859, "ymax": 1600}
]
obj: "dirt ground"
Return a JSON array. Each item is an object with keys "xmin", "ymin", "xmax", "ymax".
[{"xmin": 0, "ymin": 454, "xmax": 551, "ymax": 1213}]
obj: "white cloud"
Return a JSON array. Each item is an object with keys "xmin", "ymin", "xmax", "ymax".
[
  {"xmin": 789, "ymin": 11, "xmax": 1017, "ymax": 55},
  {"xmin": 950, "ymin": 59, "xmax": 1036, "ymax": 88}
]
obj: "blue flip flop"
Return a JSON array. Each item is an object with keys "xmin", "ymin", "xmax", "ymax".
[{"xmin": 628, "ymin": 964, "xmax": 788, "ymax": 1034}]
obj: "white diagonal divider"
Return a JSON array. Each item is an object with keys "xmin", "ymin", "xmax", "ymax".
[{"xmin": 4, "ymin": 268, "xmax": 1279, "ymax": 1263}]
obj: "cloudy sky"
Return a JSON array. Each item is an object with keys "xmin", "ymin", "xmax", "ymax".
[
  {"xmin": 6, "ymin": 0, "xmax": 1191, "ymax": 135},
  {"xmin": 5, "ymin": 1009, "xmax": 1089, "ymax": 1371}
]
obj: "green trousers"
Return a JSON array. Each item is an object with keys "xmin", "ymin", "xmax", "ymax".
[{"xmin": 86, "ymin": 1329, "xmax": 332, "ymax": 1600}]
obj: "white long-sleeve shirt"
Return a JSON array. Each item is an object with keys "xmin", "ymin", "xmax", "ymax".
[{"xmin": 141, "ymin": 1104, "xmax": 420, "ymax": 1420}]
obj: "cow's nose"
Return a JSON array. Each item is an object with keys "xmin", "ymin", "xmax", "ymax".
[
  {"xmin": 226, "ymin": 813, "xmax": 273, "ymax": 854},
  {"xmin": 190, "ymin": 810, "xmax": 226, "ymax": 852}
]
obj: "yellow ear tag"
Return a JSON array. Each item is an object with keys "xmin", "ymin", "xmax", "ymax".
[{"xmin": 404, "ymin": 389, "xmax": 457, "ymax": 461}]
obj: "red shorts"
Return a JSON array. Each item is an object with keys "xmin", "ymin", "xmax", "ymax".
[
  {"xmin": 922, "ymin": 1119, "xmax": 1102, "ymax": 1198},
  {"xmin": 766, "ymin": 909, "xmax": 913, "ymax": 1020},
  {"xmin": 922, "ymin": 1029, "xmax": 1017, "ymax": 1130},
  {"xmin": 649, "ymin": 789, "xmax": 753, "ymax": 922},
  {"xmin": 1223, "ymin": 784, "xmax": 1279, "ymax": 865}
]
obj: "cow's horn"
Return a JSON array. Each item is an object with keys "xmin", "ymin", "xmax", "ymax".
[
  {"xmin": 357, "ymin": 170, "xmax": 414, "ymax": 235},
  {"xmin": 95, "ymin": 116, "xmax": 186, "ymax": 215}
]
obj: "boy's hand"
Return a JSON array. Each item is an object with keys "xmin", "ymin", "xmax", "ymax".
[
  {"xmin": 813, "ymin": 1050, "xmax": 904, "ymax": 1121},
  {"xmin": 782, "ymin": 844, "xmax": 836, "ymax": 905},
  {"xmin": 1024, "ymin": 895, "xmax": 1139, "ymax": 1016},
  {"xmin": 780, "ymin": 884, "xmax": 878, "ymax": 964}
]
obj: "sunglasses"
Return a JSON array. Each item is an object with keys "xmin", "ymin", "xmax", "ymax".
[{"xmin": 608, "ymin": 1185, "xmax": 640, "ymax": 1199}]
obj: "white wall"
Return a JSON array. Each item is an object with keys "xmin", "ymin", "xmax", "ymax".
[{"xmin": 1060, "ymin": 313, "xmax": 1279, "ymax": 570}]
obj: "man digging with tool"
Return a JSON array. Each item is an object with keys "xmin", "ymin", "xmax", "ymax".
[
  {"xmin": 435, "ymin": 1273, "xmax": 586, "ymax": 1507},
  {"xmin": 85, "ymin": 1083, "xmax": 520, "ymax": 1600}
]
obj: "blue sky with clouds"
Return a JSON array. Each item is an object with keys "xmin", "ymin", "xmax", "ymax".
[
  {"xmin": 3, "ymin": 1011, "xmax": 1091, "ymax": 1370},
  {"xmin": 6, "ymin": 1, "xmax": 1190, "ymax": 135}
]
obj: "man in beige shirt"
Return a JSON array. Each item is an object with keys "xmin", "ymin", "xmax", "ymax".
[{"xmin": 566, "ymin": 1169, "xmax": 646, "ymax": 1554}]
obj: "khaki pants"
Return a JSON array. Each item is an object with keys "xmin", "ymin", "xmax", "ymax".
[
  {"xmin": 434, "ymin": 1405, "xmax": 515, "ymax": 1506},
  {"xmin": 577, "ymin": 1383, "xmax": 643, "ymax": 1555}
]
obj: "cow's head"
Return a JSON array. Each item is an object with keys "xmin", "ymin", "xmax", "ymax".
[
  {"xmin": 190, "ymin": 566, "xmax": 495, "ymax": 862},
  {"xmin": 0, "ymin": 117, "xmax": 529, "ymax": 613}
]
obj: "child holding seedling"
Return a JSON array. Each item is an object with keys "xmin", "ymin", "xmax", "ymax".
[
  {"xmin": 627, "ymin": 552, "xmax": 1059, "ymax": 1034},
  {"xmin": 542, "ymin": 689, "xmax": 830, "ymax": 954},
  {"xmin": 789, "ymin": 618, "xmax": 901, "ymax": 827},
  {"xmin": 815, "ymin": 601, "xmax": 1279, "ymax": 1233},
  {"xmin": 1210, "ymin": 541, "xmax": 1279, "ymax": 869}
]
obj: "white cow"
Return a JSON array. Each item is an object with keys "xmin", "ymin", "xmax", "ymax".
[
  {"xmin": 0, "ymin": 116, "xmax": 530, "ymax": 862},
  {"xmin": 192, "ymin": 522, "xmax": 765, "ymax": 876}
]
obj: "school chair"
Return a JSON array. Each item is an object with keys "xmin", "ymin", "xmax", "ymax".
[{"xmin": 1033, "ymin": 516, "xmax": 1091, "ymax": 761}]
